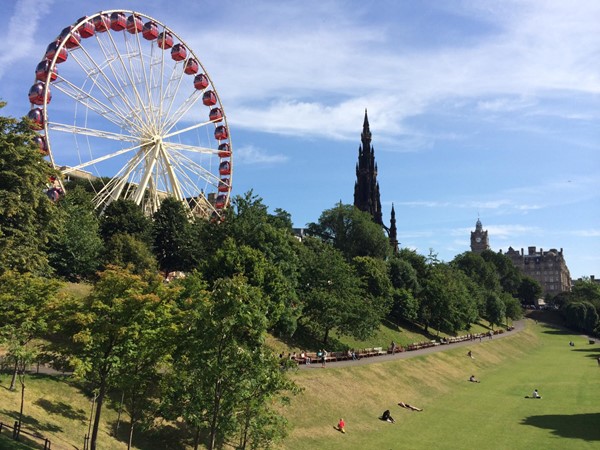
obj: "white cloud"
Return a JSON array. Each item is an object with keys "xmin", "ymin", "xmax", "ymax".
[
  {"xmin": 234, "ymin": 144, "xmax": 288, "ymax": 165},
  {"xmin": 0, "ymin": 0, "xmax": 53, "ymax": 81}
]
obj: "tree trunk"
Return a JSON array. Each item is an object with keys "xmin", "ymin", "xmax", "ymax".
[
  {"xmin": 193, "ymin": 425, "xmax": 200, "ymax": 450},
  {"xmin": 127, "ymin": 420, "xmax": 134, "ymax": 450},
  {"xmin": 18, "ymin": 376, "xmax": 25, "ymax": 433},
  {"xmin": 9, "ymin": 359, "xmax": 18, "ymax": 391},
  {"xmin": 208, "ymin": 380, "xmax": 222, "ymax": 450},
  {"xmin": 90, "ymin": 378, "xmax": 107, "ymax": 450},
  {"xmin": 323, "ymin": 328, "xmax": 330, "ymax": 346}
]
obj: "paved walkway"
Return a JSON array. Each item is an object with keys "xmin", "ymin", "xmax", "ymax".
[{"xmin": 299, "ymin": 319, "xmax": 526, "ymax": 370}]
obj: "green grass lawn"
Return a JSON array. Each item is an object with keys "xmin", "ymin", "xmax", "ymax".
[
  {"xmin": 280, "ymin": 320, "xmax": 600, "ymax": 450},
  {"xmin": 1, "ymin": 319, "xmax": 598, "ymax": 449}
]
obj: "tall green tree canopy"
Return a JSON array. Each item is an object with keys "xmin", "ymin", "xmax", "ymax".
[
  {"xmin": 0, "ymin": 103, "xmax": 60, "ymax": 275},
  {"xmin": 48, "ymin": 186, "xmax": 103, "ymax": 281},
  {"xmin": 306, "ymin": 202, "xmax": 390, "ymax": 260}
]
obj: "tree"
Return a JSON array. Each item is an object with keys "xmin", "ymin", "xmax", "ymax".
[
  {"xmin": 502, "ymin": 292, "xmax": 523, "ymax": 323},
  {"xmin": 161, "ymin": 274, "xmax": 298, "ymax": 450},
  {"xmin": 420, "ymin": 264, "xmax": 478, "ymax": 333},
  {"xmin": 0, "ymin": 271, "xmax": 61, "ymax": 390},
  {"xmin": 452, "ymin": 252, "xmax": 501, "ymax": 293},
  {"xmin": 297, "ymin": 237, "xmax": 372, "ymax": 344},
  {"xmin": 518, "ymin": 276, "xmax": 542, "ymax": 305},
  {"xmin": 306, "ymin": 202, "xmax": 390, "ymax": 260},
  {"xmin": 104, "ymin": 233, "xmax": 157, "ymax": 275},
  {"xmin": 352, "ymin": 256, "xmax": 393, "ymax": 326},
  {"xmin": 48, "ymin": 186, "xmax": 103, "ymax": 280},
  {"xmin": 99, "ymin": 199, "xmax": 152, "ymax": 244},
  {"xmin": 485, "ymin": 292, "xmax": 506, "ymax": 329},
  {"xmin": 564, "ymin": 301, "xmax": 599, "ymax": 334},
  {"xmin": 0, "ymin": 103, "xmax": 60, "ymax": 275},
  {"xmin": 152, "ymin": 197, "xmax": 195, "ymax": 277},
  {"xmin": 481, "ymin": 250, "xmax": 522, "ymax": 296},
  {"xmin": 64, "ymin": 267, "xmax": 166, "ymax": 450},
  {"xmin": 198, "ymin": 192, "xmax": 301, "ymax": 336}
]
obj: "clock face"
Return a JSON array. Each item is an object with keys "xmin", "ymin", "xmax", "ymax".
[{"xmin": 476, "ymin": 237, "xmax": 482, "ymax": 243}]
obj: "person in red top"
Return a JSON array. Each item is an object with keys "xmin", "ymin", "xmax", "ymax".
[{"xmin": 337, "ymin": 418, "xmax": 346, "ymax": 433}]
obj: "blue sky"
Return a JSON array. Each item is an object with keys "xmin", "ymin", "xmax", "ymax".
[{"xmin": 1, "ymin": 0, "xmax": 598, "ymax": 278}]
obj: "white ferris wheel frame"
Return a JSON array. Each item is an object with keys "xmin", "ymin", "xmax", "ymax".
[{"xmin": 31, "ymin": 9, "xmax": 233, "ymax": 217}]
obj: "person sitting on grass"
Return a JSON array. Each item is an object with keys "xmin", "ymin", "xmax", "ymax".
[
  {"xmin": 525, "ymin": 389, "xmax": 542, "ymax": 399},
  {"xmin": 398, "ymin": 401, "xmax": 423, "ymax": 411},
  {"xmin": 469, "ymin": 375, "xmax": 480, "ymax": 383},
  {"xmin": 381, "ymin": 409, "xmax": 395, "ymax": 423}
]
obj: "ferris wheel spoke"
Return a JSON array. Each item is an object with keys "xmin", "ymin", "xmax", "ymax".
[
  {"xmin": 70, "ymin": 39, "xmax": 146, "ymax": 130},
  {"xmin": 162, "ymin": 140, "xmax": 216, "ymax": 155},
  {"xmin": 161, "ymin": 89, "xmax": 203, "ymax": 134},
  {"xmin": 61, "ymin": 144, "xmax": 142, "ymax": 174},
  {"xmin": 47, "ymin": 121, "xmax": 140, "ymax": 143},
  {"xmin": 51, "ymin": 75, "xmax": 139, "ymax": 131},
  {"xmin": 165, "ymin": 157, "xmax": 210, "ymax": 201},
  {"xmin": 162, "ymin": 120, "xmax": 216, "ymax": 141},
  {"xmin": 169, "ymin": 149, "xmax": 221, "ymax": 185}
]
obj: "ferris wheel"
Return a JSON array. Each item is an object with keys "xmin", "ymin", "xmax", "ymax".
[{"xmin": 28, "ymin": 10, "xmax": 232, "ymax": 217}]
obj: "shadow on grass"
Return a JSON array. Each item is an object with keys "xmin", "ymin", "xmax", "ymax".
[
  {"xmin": 109, "ymin": 419, "xmax": 197, "ymax": 450},
  {"xmin": 275, "ymin": 324, "xmax": 345, "ymax": 351},
  {"xmin": 521, "ymin": 413, "xmax": 600, "ymax": 441},
  {"xmin": 0, "ymin": 408, "xmax": 62, "ymax": 433},
  {"xmin": 33, "ymin": 398, "xmax": 87, "ymax": 421}
]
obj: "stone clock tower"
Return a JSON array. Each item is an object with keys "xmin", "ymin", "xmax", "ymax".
[{"xmin": 470, "ymin": 218, "xmax": 489, "ymax": 253}]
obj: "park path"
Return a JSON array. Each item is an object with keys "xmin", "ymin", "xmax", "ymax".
[{"xmin": 298, "ymin": 319, "xmax": 527, "ymax": 370}]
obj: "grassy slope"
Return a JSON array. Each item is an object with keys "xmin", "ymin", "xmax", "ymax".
[{"xmin": 280, "ymin": 321, "xmax": 600, "ymax": 450}]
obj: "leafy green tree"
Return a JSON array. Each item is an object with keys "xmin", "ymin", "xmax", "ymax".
[
  {"xmin": 162, "ymin": 274, "xmax": 297, "ymax": 450},
  {"xmin": 48, "ymin": 186, "xmax": 103, "ymax": 280},
  {"xmin": 420, "ymin": 264, "xmax": 478, "ymax": 333},
  {"xmin": 99, "ymin": 199, "xmax": 152, "ymax": 244},
  {"xmin": 0, "ymin": 271, "xmax": 61, "ymax": 390},
  {"xmin": 485, "ymin": 292, "xmax": 506, "ymax": 329},
  {"xmin": 64, "ymin": 267, "xmax": 166, "ymax": 450},
  {"xmin": 387, "ymin": 256, "xmax": 421, "ymax": 323},
  {"xmin": 297, "ymin": 237, "xmax": 373, "ymax": 344},
  {"xmin": 564, "ymin": 301, "xmax": 599, "ymax": 334},
  {"xmin": 518, "ymin": 276, "xmax": 543, "ymax": 304},
  {"xmin": 104, "ymin": 233, "xmax": 157, "ymax": 275},
  {"xmin": 306, "ymin": 202, "xmax": 390, "ymax": 260},
  {"xmin": 0, "ymin": 103, "xmax": 60, "ymax": 275},
  {"xmin": 502, "ymin": 292, "xmax": 523, "ymax": 323},
  {"xmin": 152, "ymin": 197, "xmax": 195, "ymax": 277},
  {"xmin": 198, "ymin": 192, "xmax": 301, "ymax": 336},
  {"xmin": 481, "ymin": 250, "xmax": 522, "ymax": 296},
  {"xmin": 200, "ymin": 237, "xmax": 297, "ymax": 334},
  {"xmin": 352, "ymin": 255, "xmax": 393, "ymax": 322},
  {"xmin": 452, "ymin": 252, "xmax": 501, "ymax": 293}
]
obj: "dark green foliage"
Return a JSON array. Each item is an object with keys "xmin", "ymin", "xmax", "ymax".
[
  {"xmin": 104, "ymin": 233, "xmax": 157, "ymax": 275},
  {"xmin": 481, "ymin": 250, "xmax": 522, "ymax": 296},
  {"xmin": 161, "ymin": 274, "xmax": 298, "ymax": 450},
  {"xmin": 563, "ymin": 301, "xmax": 599, "ymax": 334},
  {"xmin": 420, "ymin": 264, "xmax": 478, "ymax": 333},
  {"xmin": 518, "ymin": 276, "xmax": 543, "ymax": 304},
  {"xmin": 306, "ymin": 202, "xmax": 390, "ymax": 260},
  {"xmin": 48, "ymin": 186, "xmax": 103, "ymax": 281},
  {"xmin": 298, "ymin": 237, "xmax": 377, "ymax": 344},
  {"xmin": 99, "ymin": 199, "xmax": 152, "ymax": 244},
  {"xmin": 152, "ymin": 197, "xmax": 196, "ymax": 277},
  {"xmin": 0, "ymin": 103, "xmax": 60, "ymax": 275}
]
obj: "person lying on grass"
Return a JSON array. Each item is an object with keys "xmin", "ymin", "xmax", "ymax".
[
  {"xmin": 398, "ymin": 401, "xmax": 423, "ymax": 411},
  {"xmin": 469, "ymin": 375, "xmax": 480, "ymax": 383}
]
